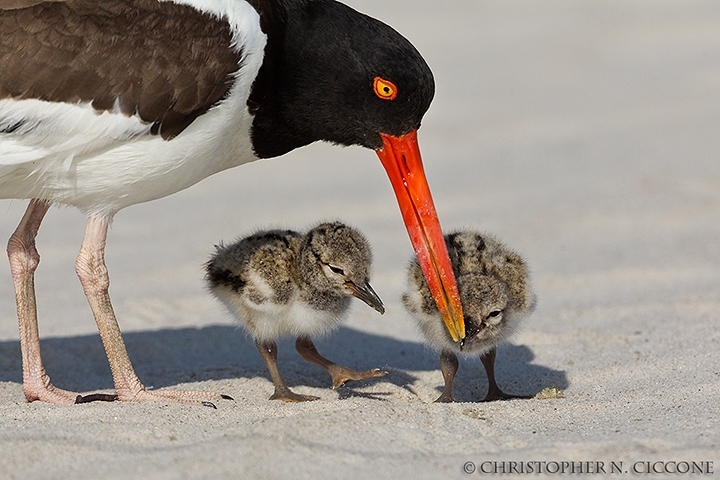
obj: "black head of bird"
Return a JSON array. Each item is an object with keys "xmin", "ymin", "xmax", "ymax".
[{"xmin": 250, "ymin": 0, "xmax": 435, "ymax": 156}]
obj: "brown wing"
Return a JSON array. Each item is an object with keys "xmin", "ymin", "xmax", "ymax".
[
  {"xmin": 0, "ymin": 0, "xmax": 65, "ymax": 10},
  {"xmin": 0, "ymin": 0, "xmax": 244, "ymax": 139}
]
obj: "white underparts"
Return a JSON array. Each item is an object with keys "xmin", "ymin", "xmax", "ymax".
[{"xmin": 211, "ymin": 285, "xmax": 348, "ymax": 342}]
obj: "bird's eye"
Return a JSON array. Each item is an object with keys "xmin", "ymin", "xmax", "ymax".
[
  {"xmin": 488, "ymin": 310, "xmax": 502, "ymax": 318},
  {"xmin": 373, "ymin": 77, "xmax": 398, "ymax": 101},
  {"xmin": 327, "ymin": 265, "xmax": 345, "ymax": 275}
]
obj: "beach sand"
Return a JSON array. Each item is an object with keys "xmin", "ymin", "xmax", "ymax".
[{"xmin": 1, "ymin": 1, "xmax": 719, "ymax": 478}]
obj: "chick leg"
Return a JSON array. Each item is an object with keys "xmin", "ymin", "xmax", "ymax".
[
  {"xmin": 295, "ymin": 336, "xmax": 386, "ymax": 389},
  {"xmin": 480, "ymin": 347, "xmax": 530, "ymax": 402},
  {"xmin": 75, "ymin": 215, "xmax": 225, "ymax": 406},
  {"xmin": 7, "ymin": 200, "xmax": 80, "ymax": 404},
  {"xmin": 434, "ymin": 349, "xmax": 458, "ymax": 403},
  {"xmin": 255, "ymin": 340, "xmax": 319, "ymax": 402}
]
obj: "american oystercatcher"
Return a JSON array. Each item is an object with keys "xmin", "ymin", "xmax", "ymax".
[
  {"xmin": 0, "ymin": 0, "xmax": 464, "ymax": 405},
  {"xmin": 206, "ymin": 221, "xmax": 386, "ymax": 402},
  {"xmin": 403, "ymin": 231, "xmax": 535, "ymax": 402}
]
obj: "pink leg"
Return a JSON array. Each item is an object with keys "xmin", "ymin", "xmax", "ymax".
[
  {"xmin": 76, "ymin": 215, "xmax": 226, "ymax": 406},
  {"xmin": 7, "ymin": 200, "xmax": 77, "ymax": 404}
]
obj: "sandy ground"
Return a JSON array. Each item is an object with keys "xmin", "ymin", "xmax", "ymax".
[{"xmin": 1, "ymin": 1, "xmax": 719, "ymax": 478}]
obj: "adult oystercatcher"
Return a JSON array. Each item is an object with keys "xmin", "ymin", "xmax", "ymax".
[
  {"xmin": 206, "ymin": 221, "xmax": 386, "ymax": 402},
  {"xmin": 0, "ymin": 0, "xmax": 464, "ymax": 405},
  {"xmin": 403, "ymin": 231, "xmax": 535, "ymax": 402}
]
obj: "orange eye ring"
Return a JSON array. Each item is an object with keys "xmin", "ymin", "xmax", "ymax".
[{"xmin": 373, "ymin": 76, "xmax": 398, "ymax": 101}]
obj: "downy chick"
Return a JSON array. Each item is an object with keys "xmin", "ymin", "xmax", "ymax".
[
  {"xmin": 403, "ymin": 231, "xmax": 535, "ymax": 402},
  {"xmin": 206, "ymin": 222, "xmax": 386, "ymax": 402}
]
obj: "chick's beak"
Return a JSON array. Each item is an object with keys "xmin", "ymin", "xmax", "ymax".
[
  {"xmin": 375, "ymin": 130, "xmax": 465, "ymax": 342},
  {"xmin": 345, "ymin": 280, "xmax": 385, "ymax": 314}
]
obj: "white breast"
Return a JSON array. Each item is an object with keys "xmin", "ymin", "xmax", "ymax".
[{"xmin": 211, "ymin": 286, "xmax": 348, "ymax": 342}]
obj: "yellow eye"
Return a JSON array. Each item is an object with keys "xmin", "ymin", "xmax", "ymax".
[{"xmin": 373, "ymin": 76, "xmax": 398, "ymax": 100}]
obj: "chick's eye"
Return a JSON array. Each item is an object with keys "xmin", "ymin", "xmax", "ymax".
[
  {"xmin": 373, "ymin": 76, "xmax": 398, "ymax": 100},
  {"xmin": 328, "ymin": 265, "xmax": 345, "ymax": 275},
  {"xmin": 488, "ymin": 310, "xmax": 502, "ymax": 319}
]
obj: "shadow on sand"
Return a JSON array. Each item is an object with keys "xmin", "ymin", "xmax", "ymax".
[{"xmin": 0, "ymin": 325, "xmax": 567, "ymax": 402}]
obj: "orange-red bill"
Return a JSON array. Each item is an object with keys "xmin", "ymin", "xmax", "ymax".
[{"xmin": 376, "ymin": 130, "xmax": 465, "ymax": 342}]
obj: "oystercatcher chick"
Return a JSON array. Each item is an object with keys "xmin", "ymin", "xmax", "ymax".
[
  {"xmin": 403, "ymin": 231, "xmax": 535, "ymax": 403},
  {"xmin": 1, "ymin": 0, "xmax": 467, "ymax": 405},
  {"xmin": 206, "ymin": 222, "xmax": 386, "ymax": 402}
]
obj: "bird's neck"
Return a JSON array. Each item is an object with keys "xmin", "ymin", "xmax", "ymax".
[{"xmin": 299, "ymin": 286, "xmax": 351, "ymax": 315}]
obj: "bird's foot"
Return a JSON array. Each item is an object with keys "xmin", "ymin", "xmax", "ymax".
[
  {"xmin": 433, "ymin": 392, "xmax": 456, "ymax": 403},
  {"xmin": 483, "ymin": 386, "xmax": 531, "ymax": 402},
  {"xmin": 23, "ymin": 380, "xmax": 83, "ymax": 405},
  {"xmin": 269, "ymin": 387, "xmax": 319, "ymax": 403},
  {"xmin": 23, "ymin": 382, "xmax": 204, "ymax": 406},
  {"xmin": 23, "ymin": 376, "xmax": 129, "ymax": 405},
  {"xmin": 328, "ymin": 365, "xmax": 387, "ymax": 389},
  {"xmin": 113, "ymin": 386, "xmax": 232, "ymax": 408}
]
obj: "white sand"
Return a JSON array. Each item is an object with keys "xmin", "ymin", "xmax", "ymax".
[{"xmin": 1, "ymin": 1, "xmax": 719, "ymax": 478}]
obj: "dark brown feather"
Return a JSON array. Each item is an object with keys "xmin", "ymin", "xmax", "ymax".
[
  {"xmin": 0, "ymin": 0, "xmax": 64, "ymax": 11},
  {"xmin": 0, "ymin": 0, "xmax": 245, "ymax": 139}
]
